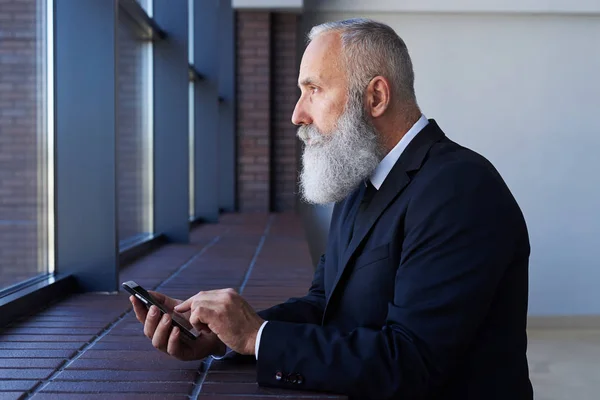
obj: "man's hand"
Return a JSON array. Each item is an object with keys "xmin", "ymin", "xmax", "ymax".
[
  {"xmin": 174, "ymin": 288, "xmax": 265, "ymax": 356},
  {"xmin": 130, "ymin": 291, "xmax": 226, "ymax": 361}
]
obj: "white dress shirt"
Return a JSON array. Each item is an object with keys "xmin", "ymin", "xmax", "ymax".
[
  {"xmin": 211, "ymin": 321, "xmax": 267, "ymax": 360},
  {"xmin": 213, "ymin": 114, "xmax": 429, "ymax": 361},
  {"xmin": 369, "ymin": 114, "xmax": 429, "ymax": 189}
]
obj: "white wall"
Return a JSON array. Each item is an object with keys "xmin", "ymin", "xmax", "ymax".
[
  {"xmin": 301, "ymin": 10, "xmax": 600, "ymax": 315},
  {"xmin": 232, "ymin": 0, "xmax": 303, "ymax": 10},
  {"xmin": 304, "ymin": 0, "xmax": 600, "ymax": 14}
]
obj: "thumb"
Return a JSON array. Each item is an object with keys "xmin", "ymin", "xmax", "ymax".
[
  {"xmin": 148, "ymin": 290, "xmax": 166, "ymax": 304},
  {"xmin": 174, "ymin": 298, "xmax": 191, "ymax": 312}
]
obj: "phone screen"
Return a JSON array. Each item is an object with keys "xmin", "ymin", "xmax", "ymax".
[{"xmin": 122, "ymin": 281, "xmax": 201, "ymax": 340}]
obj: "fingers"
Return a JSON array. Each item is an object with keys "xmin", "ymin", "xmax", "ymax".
[
  {"xmin": 147, "ymin": 291, "xmax": 182, "ymax": 312},
  {"xmin": 221, "ymin": 287, "xmax": 238, "ymax": 296},
  {"xmin": 143, "ymin": 305, "xmax": 162, "ymax": 340},
  {"xmin": 174, "ymin": 298, "xmax": 191, "ymax": 313},
  {"xmin": 174, "ymin": 292, "xmax": 227, "ymax": 330},
  {"xmin": 174, "ymin": 290, "xmax": 224, "ymax": 313},
  {"xmin": 167, "ymin": 326, "xmax": 184, "ymax": 360},
  {"xmin": 130, "ymin": 295, "xmax": 148, "ymax": 324},
  {"xmin": 190, "ymin": 304, "xmax": 217, "ymax": 332},
  {"xmin": 151, "ymin": 313, "xmax": 172, "ymax": 353},
  {"xmin": 147, "ymin": 290, "xmax": 166, "ymax": 304},
  {"xmin": 173, "ymin": 290, "xmax": 213, "ymax": 313}
]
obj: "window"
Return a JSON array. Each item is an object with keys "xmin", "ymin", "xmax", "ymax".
[
  {"xmin": 0, "ymin": 0, "xmax": 50, "ymax": 292},
  {"xmin": 116, "ymin": 7, "xmax": 154, "ymax": 248}
]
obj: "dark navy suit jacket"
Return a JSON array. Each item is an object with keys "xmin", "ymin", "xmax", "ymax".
[{"xmin": 253, "ymin": 120, "xmax": 533, "ymax": 399}]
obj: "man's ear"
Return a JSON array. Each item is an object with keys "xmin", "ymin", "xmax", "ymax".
[{"xmin": 365, "ymin": 76, "xmax": 391, "ymax": 118}]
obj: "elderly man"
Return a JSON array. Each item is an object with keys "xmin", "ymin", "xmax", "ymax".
[{"xmin": 131, "ymin": 18, "xmax": 533, "ymax": 399}]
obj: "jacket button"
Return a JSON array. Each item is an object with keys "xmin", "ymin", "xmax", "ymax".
[{"xmin": 275, "ymin": 371, "xmax": 283, "ymax": 381}]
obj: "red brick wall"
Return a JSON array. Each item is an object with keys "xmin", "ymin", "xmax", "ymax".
[
  {"xmin": 0, "ymin": 0, "xmax": 46, "ymax": 289},
  {"xmin": 271, "ymin": 13, "xmax": 299, "ymax": 212},
  {"xmin": 235, "ymin": 11, "xmax": 299, "ymax": 212},
  {"xmin": 236, "ymin": 12, "xmax": 271, "ymax": 212}
]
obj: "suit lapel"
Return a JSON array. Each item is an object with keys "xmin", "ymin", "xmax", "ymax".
[
  {"xmin": 339, "ymin": 184, "xmax": 365, "ymax": 254},
  {"xmin": 324, "ymin": 119, "xmax": 446, "ymax": 309}
]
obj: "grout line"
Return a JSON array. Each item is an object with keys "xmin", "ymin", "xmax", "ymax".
[
  {"xmin": 190, "ymin": 215, "xmax": 275, "ymax": 399},
  {"xmin": 155, "ymin": 233, "xmax": 227, "ymax": 291},
  {"xmin": 239, "ymin": 214, "xmax": 274, "ymax": 293},
  {"xmin": 24, "ymin": 309, "xmax": 132, "ymax": 398},
  {"xmin": 22, "ymin": 234, "xmax": 224, "ymax": 399}
]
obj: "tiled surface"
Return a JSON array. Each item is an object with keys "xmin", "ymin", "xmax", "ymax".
[
  {"xmin": 0, "ymin": 213, "xmax": 343, "ymax": 399},
  {"xmin": 3, "ymin": 213, "xmax": 594, "ymax": 398},
  {"xmin": 528, "ymin": 328, "xmax": 600, "ymax": 400}
]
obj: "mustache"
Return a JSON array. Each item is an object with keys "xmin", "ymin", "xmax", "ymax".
[{"xmin": 297, "ymin": 124, "xmax": 328, "ymax": 146}]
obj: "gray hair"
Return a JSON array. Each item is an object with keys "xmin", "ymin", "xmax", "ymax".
[{"xmin": 308, "ymin": 18, "xmax": 417, "ymax": 105}]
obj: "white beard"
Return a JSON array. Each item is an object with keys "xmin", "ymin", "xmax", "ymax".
[{"xmin": 297, "ymin": 93, "xmax": 385, "ymax": 205}]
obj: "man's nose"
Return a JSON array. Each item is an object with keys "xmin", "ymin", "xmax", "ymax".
[{"xmin": 291, "ymin": 97, "xmax": 311, "ymax": 126}]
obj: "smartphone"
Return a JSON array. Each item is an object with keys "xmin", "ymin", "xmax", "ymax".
[{"xmin": 122, "ymin": 280, "xmax": 201, "ymax": 340}]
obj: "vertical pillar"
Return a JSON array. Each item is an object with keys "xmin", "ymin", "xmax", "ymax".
[
  {"xmin": 152, "ymin": 0, "xmax": 190, "ymax": 242},
  {"xmin": 218, "ymin": 0, "xmax": 236, "ymax": 212},
  {"xmin": 55, "ymin": 0, "xmax": 118, "ymax": 291},
  {"xmin": 193, "ymin": 0, "xmax": 220, "ymax": 222}
]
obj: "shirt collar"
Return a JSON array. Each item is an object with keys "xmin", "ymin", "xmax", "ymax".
[{"xmin": 369, "ymin": 114, "xmax": 429, "ymax": 190}]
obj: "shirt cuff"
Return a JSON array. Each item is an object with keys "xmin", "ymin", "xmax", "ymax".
[
  {"xmin": 210, "ymin": 344, "xmax": 234, "ymax": 360},
  {"xmin": 255, "ymin": 320, "xmax": 268, "ymax": 360}
]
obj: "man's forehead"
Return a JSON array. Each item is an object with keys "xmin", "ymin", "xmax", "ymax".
[{"xmin": 298, "ymin": 32, "xmax": 343, "ymax": 85}]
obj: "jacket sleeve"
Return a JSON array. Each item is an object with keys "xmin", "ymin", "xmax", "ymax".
[
  {"xmin": 257, "ymin": 253, "xmax": 326, "ymax": 325},
  {"xmin": 254, "ymin": 162, "xmax": 527, "ymax": 398}
]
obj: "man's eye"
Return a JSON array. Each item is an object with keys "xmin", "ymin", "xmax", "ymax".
[{"xmin": 310, "ymin": 86, "xmax": 318, "ymax": 94}]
